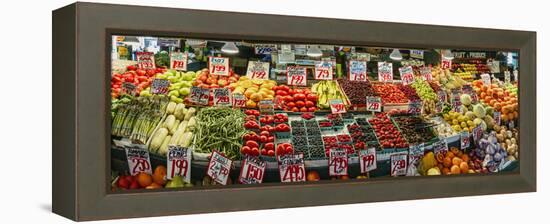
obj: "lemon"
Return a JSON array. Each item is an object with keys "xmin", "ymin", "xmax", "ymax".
[
  {"xmin": 452, "ymin": 119, "xmax": 459, "ymax": 125},
  {"xmin": 460, "ymin": 122, "xmax": 467, "ymax": 128}
]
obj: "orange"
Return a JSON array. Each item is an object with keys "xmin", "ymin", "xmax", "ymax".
[
  {"xmin": 436, "ymin": 153, "xmax": 445, "ymax": 163},
  {"xmin": 459, "ymin": 162, "xmax": 469, "ymax": 174},
  {"xmin": 146, "ymin": 182, "xmax": 162, "ymax": 189},
  {"xmin": 501, "ymin": 113, "xmax": 509, "ymax": 122},
  {"xmin": 452, "ymin": 157, "xmax": 463, "ymax": 166},
  {"xmin": 455, "ymin": 150, "xmax": 463, "ymax": 157},
  {"xmin": 443, "ymin": 157, "xmax": 453, "ymax": 168},
  {"xmin": 450, "ymin": 165, "xmax": 461, "ymax": 175},
  {"xmin": 461, "ymin": 154, "xmax": 470, "ymax": 163},
  {"xmin": 450, "ymin": 147, "xmax": 460, "ymax": 155},
  {"xmin": 153, "ymin": 165, "xmax": 167, "ymax": 185},
  {"xmin": 442, "ymin": 167, "xmax": 451, "ymax": 175},
  {"xmin": 445, "ymin": 151, "xmax": 455, "ymax": 159},
  {"xmin": 136, "ymin": 172, "xmax": 153, "ymax": 188}
]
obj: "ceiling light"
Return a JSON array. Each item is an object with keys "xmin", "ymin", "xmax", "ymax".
[
  {"xmin": 442, "ymin": 49, "xmax": 454, "ymax": 60},
  {"xmin": 389, "ymin": 48, "xmax": 403, "ymax": 61},
  {"xmin": 221, "ymin": 42, "xmax": 239, "ymax": 54},
  {"xmin": 307, "ymin": 45, "xmax": 323, "ymax": 57}
]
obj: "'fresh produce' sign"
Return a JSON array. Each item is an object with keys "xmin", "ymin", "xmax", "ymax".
[
  {"xmin": 366, "ymin": 96, "xmax": 382, "ymax": 112},
  {"xmin": 246, "ymin": 61, "xmax": 270, "ymax": 80},
  {"xmin": 207, "ymin": 151, "xmax": 232, "ymax": 185},
  {"xmin": 167, "ymin": 145, "xmax": 192, "ymax": 182},
  {"xmin": 170, "ymin": 52, "xmax": 188, "ymax": 71},
  {"xmin": 136, "ymin": 52, "xmax": 155, "ymax": 69},
  {"xmin": 378, "ymin": 62, "xmax": 393, "ymax": 82},
  {"xmin": 125, "ymin": 145, "xmax": 152, "ymax": 176},
  {"xmin": 208, "ymin": 56, "xmax": 230, "ymax": 76},
  {"xmin": 239, "ymin": 156, "xmax": 266, "ymax": 184},
  {"xmin": 213, "ymin": 88, "xmax": 231, "ymax": 107},
  {"xmin": 399, "ymin": 66, "xmax": 415, "ymax": 85},
  {"xmin": 359, "ymin": 147, "xmax": 377, "ymax": 173},
  {"xmin": 349, "ymin": 60, "xmax": 367, "ymax": 81},
  {"xmin": 278, "ymin": 153, "xmax": 306, "ymax": 183},
  {"xmin": 190, "ymin": 86, "xmax": 210, "ymax": 105},
  {"xmin": 286, "ymin": 66, "xmax": 307, "ymax": 86},
  {"xmin": 328, "ymin": 148, "xmax": 348, "ymax": 176},
  {"xmin": 391, "ymin": 153, "xmax": 408, "ymax": 176}
]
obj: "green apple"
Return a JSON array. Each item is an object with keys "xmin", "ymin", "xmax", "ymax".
[{"xmin": 179, "ymin": 87, "xmax": 191, "ymax": 96}]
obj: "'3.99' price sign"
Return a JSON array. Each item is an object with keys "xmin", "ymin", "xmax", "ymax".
[
  {"xmin": 328, "ymin": 148, "xmax": 348, "ymax": 176},
  {"xmin": 208, "ymin": 56, "xmax": 230, "ymax": 76},
  {"xmin": 287, "ymin": 66, "xmax": 307, "ymax": 86},
  {"xmin": 207, "ymin": 151, "xmax": 233, "ymax": 185},
  {"xmin": 125, "ymin": 145, "xmax": 152, "ymax": 176},
  {"xmin": 329, "ymin": 99, "xmax": 346, "ymax": 114},
  {"xmin": 167, "ymin": 146, "xmax": 192, "ymax": 182}
]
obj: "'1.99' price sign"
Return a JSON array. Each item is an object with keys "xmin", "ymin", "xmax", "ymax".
[
  {"xmin": 287, "ymin": 66, "xmax": 307, "ymax": 86},
  {"xmin": 366, "ymin": 96, "xmax": 382, "ymax": 112},
  {"xmin": 329, "ymin": 99, "xmax": 346, "ymax": 114},
  {"xmin": 378, "ymin": 62, "xmax": 393, "ymax": 82},
  {"xmin": 213, "ymin": 88, "xmax": 231, "ymax": 107},
  {"xmin": 125, "ymin": 145, "xmax": 152, "ymax": 176},
  {"xmin": 167, "ymin": 146, "xmax": 192, "ymax": 182},
  {"xmin": 170, "ymin": 52, "xmax": 188, "ymax": 71},
  {"xmin": 246, "ymin": 61, "xmax": 270, "ymax": 80},
  {"xmin": 391, "ymin": 153, "xmax": 408, "ymax": 177},
  {"xmin": 136, "ymin": 52, "xmax": 156, "ymax": 69},
  {"xmin": 328, "ymin": 148, "xmax": 348, "ymax": 176},
  {"xmin": 232, "ymin": 93, "xmax": 246, "ymax": 108},
  {"xmin": 399, "ymin": 66, "xmax": 415, "ymax": 85},
  {"xmin": 239, "ymin": 156, "xmax": 266, "ymax": 184},
  {"xmin": 208, "ymin": 56, "xmax": 230, "ymax": 76},
  {"xmin": 278, "ymin": 153, "xmax": 306, "ymax": 183},
  {"xmin": 207, "ymin": 151, "xmax": 233, "ymax": 185},
  {"xmin": 315, "ymin": 61, "xmax": 333, "ymax": 80},
  {"xmin": 359, "ymin": 147, "xmax": 377, "ymax": 173},
  {"xmin": 349, "ymin": 60, "xmax": 367, "ymax": 81}
]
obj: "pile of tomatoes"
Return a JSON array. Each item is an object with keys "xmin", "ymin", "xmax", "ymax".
[
  {"xmin": 111, "ymin": 65, "xmax": 165, "ymax": 99},
  {"xmin": 273, "ymin": 85, "xmax": 318, "ymax": 112}
]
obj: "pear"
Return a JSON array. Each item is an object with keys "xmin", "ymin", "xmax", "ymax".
[{"xmin": 165, "ymin": 176, "xmax": 185, "ymax": 188}]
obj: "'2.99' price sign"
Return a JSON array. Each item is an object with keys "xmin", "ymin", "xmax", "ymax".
[
  {"xmin": 287, "ymin": 66, "xmax": 307, "ymax": 86},
  {"xmin": 208, "ymin": 56, "xmax": 230, "ymax": 76},
  {"xmin": 399, "ymin": 66, "xmax": 415, "ymax": 85},
  {"xmin": 167, "ymin": 146, "xmax": 192, "ymax": 182},
  {"xmin": 170, "ymin": 52, "xmax": 188, "ymax": 71},
  {"xmin": 366, "ymin": 96, "xmax": 382, "ymax": 112},
  {"xmin": 278, "ymin": 153, "xmax": 306, "ymax": 183},
  {"xmin": 207, "ymin": 151, "xmax": 233, "ymax": 185},
  {"xmin": 239, "ymin": 156, "xmax": 266, "ymax": 184},
  {"xmin": 348, "ymin": 60, "xmax": 367, "ymax": 81},
  {"xmin": 391, "ymin": 153, "xmax": 408, "ymax": 177},
  {"xmin": 246, "ymin": 61, "xmax": 270, "ymax": 80},
  {"xmin": 213, "ymin": 88, "xmax": 231, "ymax": 107},
  {"xmin": 329, "ymin": 99, "xmax": 346, "ymax": 114},
  {"xmin": 378, "ymin": 62, "xmax": 393, "ymax": 82},
  {"xmin": 328, "ymin": 148, "xmax": 348, "ymax": 176},
  {"xmin": 315, "ymin": 61, "xmax": 333, "ymax": 80},
  {"xmin": 125, "ymin": 145, "xmax": 152, "ymax": 176},
  {"xmin": 359, "ymin": 147, "xmax": 377, "ymax": 173}
]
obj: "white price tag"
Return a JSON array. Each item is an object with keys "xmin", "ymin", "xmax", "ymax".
[
  {"xmin": 315, "ymin": 61, "xmax": 333, "ymax": 80},
  {"xmin": 378, "ymin": 62, "xmax": 393, "ymax": 82},
  {"xmin": 208, "ymin": 56, "xmax": 230, "ymax": 76},
  {"xmin": 136, "ymin": 52, "xmax": 155, "ymax": 69},
  {"xmin": 190, "ymin": 86, "xmax": 210, "ymax": 105},
  {"xmin": 349, "ymin": 60, "xmax": 368, "ymax": 81},
  {"xmin": 473, "ymin": 125, "xmax": 483, "ymax": 142},
  {"xmin": 420, "ymin": 67, "xmax": 432, "ymax": 81},
  {"xmin": 391, "ymin": 153, "xmax": 408, "ymax": 177},
  {"xmin": 170, "ymin": 52, "xmax": 188, "ymax": 71},
  {"xmin": 278, "ymin": 153, "xmax": 306, "ymax": 183},
  {"xmin": 239, "ymin": 156, "xmax": 266, "ymax": 184},
  {"xmin": 213, "ymin": 88, "xmax": 231, "ymax": 107},
  {"xmin": 206, "ymin": 151, "xmax": 233, "ymax": 185},
  {"xmin": 399, "ymin": 66, "xmax": 415, "ymax": 85},
  {"xmin": 246, "ymin": 61, "xmax": 270, "ymax": 80},
  {"xmin": 366, "ymin": 96, "xmax": 382, "ymax": 112},
  {"xmin": 328, "ymin": 148, "xmax": 348, "ymax": 176},
  {"xmin": 232, "ymin": 93, "xmax": 246, "ymax": 108},
  {"xmin": 481, "ymin": 73, "xmax": 491, "ymax": 86},
  {"xmin": 329, "ymin": 99, "xmax": 346, "ymax": 114},
  {"xmin": 125, "ymin": 145, "xmax": 152, "ymax": 176},
  {"xmin": 504, "ymin": 71, "xmax": 511, "ymax": 84},
  {"xmin": 408, "ymin": 144, "xmax": 424, "ymax": 167},
  {"xmin": 433, "ymin": 139, "xmax": 449, "ymax": 157},
  {"xmin": 441, "ymin": 58, "xmax": 452, "ymax": 69},
  {"xmin": 494, "ymin": 111, "xmax": 501, "ymax": 126},
  {"xmin": 167, "ymin": 146, "xmax": 192, "ymax": 182},
  {"xmin": 286, "ymin": 66, "xmax": 307, "ymax": 86},
  {"xmin": 359, "ymin": 147, "xmax": 377, "ymax": 173},
  {"xmin": 122, "ymin": 82, "xmax": 137, "ymax": 96},
  {"xmin": 460, "ymin": 131, "xmax": 470, "ymax": 150},
  {"xmin": 408, "ymin": 101, "xmax": 422, "ymax": 115}
]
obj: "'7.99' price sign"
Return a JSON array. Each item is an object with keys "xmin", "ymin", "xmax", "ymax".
[
  {"xmin": 239, "ymin": 156, "xmax": 266, "ymax": 184},
  {"xmin": 315, "ymin": 61, "xmax": 333, "ymax": 80},
  {"xmin": 278, "ymin": 153, "xmax": 306, "ymax": 183},
  {"xmin": 378, "ymin": 62, "xmax": 393, "ymax": 82},
  {"xmin": 170, "ymin": 52, "xmax": 188, "ymax": 71},
  {"xmin": 391, "ymin": 153, "xmax": 408, "ymax": 177},
  {"xmin": 207, "ymin": 151, "xmax": 233, "ymax": 185},
  {"xmin": 287, "ymin": 66, "xmax": 307, "ymax": 86},
  {"xmin": 246, "ymin": 61, "xmax": 270, "ymax": 80},
  {"xmin": 399, "ymin": 66, "xmax": 415, "ymax": 85},
  {"xmin": 329, "ymin": 99, "xmax": 346, "ymax": 114},
  {"xmin": 348, "ymin": 60, "xmax": 367, "ymax": 81},
  {"xmin": 167, "ymin": 145, "xmax": 192, "ymax": 182},
  {"xmin": 208, "ymin": 56, "xmax": 230, "ymax": 76},
  {"xmin": 328, "ymin": 148, "xmax": 348, "ymax": 176},
  {"xmin": 366, "ymin": 96, "xmax": 382, "ymax": 112},
  {"xmin": 125, "ymin": 145, "xmax": 152, "ymax": 176},
  {"xmin": 213, "ymin": 88, "xmax": 231, "ymax": 107},
  {"xmin": 359, "ymin": 147, "xmax": 377, "ymax": 173}
]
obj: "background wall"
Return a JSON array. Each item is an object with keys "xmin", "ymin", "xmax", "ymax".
[{"xmin": 0, "ymin": 0, "xmax": 546, "ymax": 223}]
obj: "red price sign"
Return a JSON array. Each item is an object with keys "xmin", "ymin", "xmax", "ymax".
[
  {"xmin": 328, "ymin": 148, "xmax": 348, "ymax": 176},
  {"xmin": 213, "ymin": 88, "xmax": 231, "ymax": 107},
  {"xmin": 378, "ymin": 62, "xmax": 393, "ymax": 82},
  {"xmin": 329, "ymin": 99, "xmax": 346, "ymax": 114},
  {"xmin": 348, "ymin": 60, "xmax": 367, "ymax": 81},
  {"xmin": 472, "ymin": 125, "xmax": 483, "ymax": 143},
  {"xmin": 167, "ymin": 146, "xmax": 192, "ymax": 182},
  {"xmin": 239, "ymin": 156, "xmax": 266, "ymax": 184},
  {"xmin": 441, "ymin": 58, "xmax": 452, "ymax": 69},
  {"xmin": 359, "ymin": 147, "xmax": 377, "ymax": 173},
  {"xmin": 190, "ymin": 86, "xmax": 210, "ymax": 105},
  {"xmin": 420, "ymin": 66, "xmax": 433, "ymax": 81},
  {"xmin": 433, "ymin": 139, "xmax": 448, "ymax": 158},
  {"xmin": 390, "ymin": 153, "xmax": 408, "ymax": 177},
  {"xmin": 462, "ymin": 85, "xmax": 478, "ymax": 104},
  {"xmin": 287, "ymin": 66, "xmax": 307, "ymax": 86},
  {"xmin": 208, "ymin": 56, "xmax": 230, "ymax": 76},
  {"xmin": 366, "ymin": 96, "xmax": 382, "ymax": 112},
  {"xmin": 122, "ymin": 82, "xmax": 137, "ymax": 96},
  {"xmin": 232, "ymin": 93, "xmax": 246, "ymax": 108},
  {"xmin": 151, "ymin": 79, "xmax": 170, "ymax": 95},
  {"xmin": 125, "ymin": 145, "xmax": 152, "ymax": 176},
  {"xmin": 460, "ymin": 131, "xmax": 470, "ymax": 150},
  {"xmin": 278, "ymin": 153, "xmax": 306, "ymax": 183},
  {"xmin": 170, "ymin": 52, "xmax": 188, "ymax": 71},
  {"xmin": 408, "ymin": 101, "xmax": 422, "ymax": 115},
  {"xmin": 315, "ymin": 61, "xmax": 333, "ymax": 80},
  {"xmin": 437, "ymin": 90, "xmax": 447, "ymax": 103},
  {"xmin": 494, "ymin": 111, "xmax": 501, "ymax": 126},
  {"xmin": 136, "ymin": 52, "xmax": 155, "ymax": 69},
  {"xmin": 399, "ymin": 66, "xmax": 415, "ymax": 85},
  {"xmin": 246, "ymin": 61, "xmax": 270, "ymax": 80},
  {"xmin": 451, "ymin": 90, "xmax": 462, "ymax": 113},
  {"xmin": 207, "ymin": 151, "xmax": 233, "ymax": 185}
]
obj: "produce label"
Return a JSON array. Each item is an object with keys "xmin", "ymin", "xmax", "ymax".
[
  {"xmin": 378, "ymin": 62, "xmax": 393, "ymax": 82},
  {"xmin": 390, "ymin": 153, "xmax": 408, "ymax": 177},
  {"xmin": 349, "ymin": 60, "xmax": 368, "ymax": 81},
  {"xmin": 420, "ymin": 67, "xmax": 433, "ymax": 81},
  {"xmin": 277, "ymin": 153, "xmax": 306, "ymax": 183},
  {"xmin": 355, "ymin": 52, "xmax": 371, "ymax": 61},
  {"xmin": 435, "ymin": 102, "xmax": 443, "ymax": 113},
  {"xmin": 208, "ymin": 56, "xmax": 230, "ymax": 76},
  {"xmin": 151, "ymin": 78, "xmax": 170, "ymax": 95},
  {"xmin": 410, "ymin": 49, "xmax": 424, "ymax": 59},
  {"xmin": 170, "ymin": 52, "xmax": 188, "ymax": 71},
  {"xmin": 315, "ymin": 61, "xmax": 333, "ymax": 80},
  {"xmin": 433, "ymin": 139, "xmax": 449, "ymax": 158},
  {"xmin": 246, "ymin": 61, "xmax": 270, "ymax": 80},
  {"xmin": 460, "ymin": 131, "xmax": 470, "ymax": 150},
  {"xmin": 329, "ymin": 99, "xmax": 346, "ymax": 114},
  {"xmin": 451, "ymin": 90, "xmax": 462, "ymax": 113},
  {"xmin": 232, "ymin": 93, "xmax": 246, "ymax": 108},
  {"xmin": 462, "ymin": 85, "xmax": 478, "ymax": 104},
  {"xmin": 136, "ymin": 52, "xmax": 155, "ymax": 69},
  {"xmin": 472, "ymin": 125, "xmax": 483, "ymax": 142},
  {"xmin": 167, "ymin": 145, "xmax": 192, "ymax": 182},
  {"xmin": 286, "ymin": 66, "xmax": 307, "ymax": 86},
  {"xmin": 399, "ymin": 66, "xmax": 415, "ymax": 85},
  {"xmin": 254, "ymin": 44, "xmax": 277, "ymax": 54},
  {"xmin": 206, "ymin": 151, "xmax": 232, "ymax": 185},
  {"xmin": 408, "ymin": 144, "xmax": 424, "ymax": 167},
  {"xmin": 190, "ymin": 86, "xmax": 210, "ymax": 105},
  {"xmin": 408, "ymin": 101, "xmax": 422, "ymax": 115},
  {"xmin": 213, "ymin": 88, "xmax": 231, "ymax": 107},
  {"xmin": 258, "ymin": 99, "xmax": 275, "ymax": 114},
  {"xmin": 122, "ymin": 82, "xmax": 137, "ymax": 96},
  {"xmin": 328, "ymin": 148, "xmax": 348, "ymax": 176},
  {"xmin": 239, "ymin": 156, "xmax": 266, "ymax": 184},
  {"xmin": 125, "ymin": 145, "xmax": 152, "ymax": 176},
  {"xmin": 480, "ymin": 73, "xmax": 491, "ymax": 86},
  {"xmin": 366, "ymin": 96, "xmax": 382, "ymax": 112},
  {"xmin": 513, "ymin": 70, "xmax": 518, "ymax": 82},
  {"xmin": 509, "ymin": 120, "xmax": 515, "ymax": 129},
  {"xmin": 437, "ymin": 90, "xmax": 447, "ymax": 103},
  {"xmin": 359, "ymin": 147, "xmax": 377, "ymax": 173},
  {"xmin": 494, "ymin": 111, "xmax": 501, "ymax": 126},
  {"xmin": 441, "ymin": 58, "xmax": 452, "ymax": 69},
  {"xmin": 504, "ymin": 71, "xmax": 511, "ymax": 84}
]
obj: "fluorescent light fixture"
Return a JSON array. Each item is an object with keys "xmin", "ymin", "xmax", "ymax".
[
  {"xmin": 442, "ymin": 49, "xmax": 454, "ymax": 60},
  {"xmin": 307, "ymin": 45, "xmax": 323, "ymax": 57},
  {"xmin": 221, "ymin": 42, "xmax": 239, "ymax": 54},
  {"xmin": 389, "ymin": 48, "xmax": 403, "ymax": 61}
]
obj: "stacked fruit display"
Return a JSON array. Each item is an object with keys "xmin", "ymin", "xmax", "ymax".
[
  {"xmin": 230, "ymin": 77, "xmax": 278, "ymax": 108},
  {"xmin": 273, "ymin": 85, "xmax": 318, "ymax": 112},
  {"xmin": 372, "ymin": 83, "xmax": 408, "ymax": 104},
  {"xmin": 397, "ymin": 84, "xmax": 421, "ymax": 102},
  {"xmin": 142, "ymin": 70, "xmax": 196, "ymax": 103},
  {"xmin": 111, "ymin": 65, "xmax": 164, "ymax": 99},
  {"xmin": 470, "ymin": 131, "xmax": 511, "ymax": 173},
  {"xmin": 392, "ymin": 116, "xmax": 436, "ymax": 145},
  {"xmin": 369, "ymin": 113, "xmax": 408, "ymax": 149},
  {"xmin": 148, "ymin": 102, "xmax": 197, "ymax": 155},
  {"xmin": 337, "ymin": 79, "xmax": 378, "ymax": 107},
  {"xmin": 493, "ymin": 124, "xmax": 519, "ymax": 160},
  {"xmin": 411, "ymin": 78, "xmax": 438, "ymax": 114},
  {"xmin": 418, "ymin": 147, "xmax": 473, "ymax": 175},
  {"xmin": 192, "ymin": 68, "xmax": 240, "ymax": 89},
  {"xmin": 472, "ymin": 80, "xmax": 518, "ymax": 123},
  {"xmin": 311, "ymin": 80, "xmax": 350, "ymax": 109},
  {"xmin": 432, "ymin": 67, "xmax": 468, "ymax": 92}
]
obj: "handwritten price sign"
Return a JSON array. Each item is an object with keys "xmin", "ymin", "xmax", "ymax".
[
  {"xmin": 213, "ymin": 88, "xmax": 231, "ymax": 107},
  {"xmin": 315, "ymin": 61, "xmax": 333, "ymax": 80},
  {"xmin": 151, "ymin": 79, "xmax": 170, "ymax": 95},
  {"xmin": 408, "ymin": 101, "xmax": 422, "ymax": 115},
  {"xmin": 239, "ymin": 156, "xmax": 266, "ymax": 184},
  {"xmin": 408, "ymin": 144, "xmax": 424, "ymax": 168},
  {"xmin": 287, "ymin": 66, "xmax": 307, "ymax": 86},
  {"xmin": 391, "ymin": 153, "xmax": 408, "ymax": 177},
  {"xmin": 451, "ymin": 90, "xmax": 462, "ymax": 113},
  {"xmin": 170, "ymin": 52, "xmax": 188, "ymax": 71},
  {"xmin": 136, "ymin": 52, "xmax": 155, "ymax": 69},
  {"xmin": 437, "ymin": 90, "xmax": 447, "ymax": 103},
  {"xmin": 399, "ymin": 66, "xmax": 415, "ymax": 85},
  {"xmin": 254, "ymin": 44, "xmax": 277, "ymax": 55},
  {"xmin": 190, "ymin": 86, "xmax": 210, "ymax": 105},
  {"xmin": 441, "ymin": 58, "xmax": 452, "ymax": 69},
  {"xmin": 246, "ymin": 61, "xmax": 270, "ymax": 80},
  {"xmin": 359, "ymin": 147, "xmax": 377, "ymax": 173},
  {"xmin": 122, "ymin": 82, "xmax": 137, "ymax": 96},
  {"xmin": 494, "ymin": 111, "xmax": 501, "ymax": 126},
  {"xmin": 378, "ymin": 62, "xmax": 393, "ymax": 82},
  {"xmin": 481, "ymin": 73, "xmax": 491, "ymax": 86},
  {"xmin": 232, "ymin": 93, "xmax": 246, "ymax": 108},
  {"xmin": 207, "ymin": 151, "xmax": 233, "ymax": 185},
  {"xmin": 349, "ymin": 60, "xmax": 367, "ymax": 81},
  {"xmin": 329, "ymin": 99, "xmax": 346, "ymax": 114},
  {"xmin": 433, "ymin": 139, "xmax": 449, "ymax": 158},
  {"xmin": 504, "ymin": 71, "xmax": 511, "ymax": 84},
  {"xmin": 125, "ymin": 145, "xmax": 152, "ymax": 176},
  {"xmin": 460, "ymin": 131, "xmax": 470, "ymax": 150},
  {"xmin": 472, "ymin": 125, "xmax": 483, "ymax": 143},
  {"xmin": 366, "ymin": 96, "xmax": 382, "ymax": 112},
  {"xmin": 167, "ymin": 146, "xmax": 192, "ymax": 182},
  {"xmin": 420, "ymin": 67, "xmax": 433, "ymax": 81},
  {"xmin": 208, "ymin": 56, "xmax": 230, "ymax": 76},
  {"xmin": 278, "ymin": 153, "xmax": 306, "ymax": 183},
  {"xmin": 328, "ymin": 148, "xmax": 348, "ymax": 176}
]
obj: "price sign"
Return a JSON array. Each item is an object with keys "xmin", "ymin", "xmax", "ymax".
[
  {"xmin": 328, "ymin": 148, "xmax": 348, "ymax": 176},
  {"xmin": 356, "ymin": 52, "xmax": 371, "ymax": 61},
  {"xmin": 366, "ymin": 96, "xmax": 382, "ymax": 112},
  {"xmin": 315, "ymin": 61, "xmax": 333, "ymax": 80},
  {"xmin": 472, "ymin": 125, "xmax": 483, "ymax": 142},
  {"xmin": 437, "ymin": 90, "xmax": 447, "ymax": 103},
  {"xmin": 239, "ymin": 156, "xmax": 266, "ymax": 184},
  {"xmin": 359, "ymin": 147, "xmax": 377, "ymax": 173},
  {"xmin": 462, "ymin": 85, "xmax": 478, "ymax": 104},
  {"xmin": 167, "ymin": 146, "xmax": 192, "ymax": 182},
  {"xmin": 504, "ymin": 71, "xmax": 511, "ymax": 84},
  {"xmin": 513, "ymin": 70, "xmax": 518, "ymax": 82},
  {"xmin": 408, "ymin": 144, "xmax": 424, "ymax": 167},
  {"xmin": 258, "ymin": 99, "xmax": 274, "ymax": 114},
  {"xmin": 122, "ymin": 82, "xmax": 137, "ymax": 96},
  {"xmin": 493, "ymin": 111, "xmax": 501, "ymax": 126},
  {"xmin": 208, "ymin": 56, "xmax": 230, "ymax": 76},
  {"xmin": 151, "ymin": 78, "xmax": 170, "ymax": 95},
  {"xmin": 278, "ymin": 153, "xmax": 306, "ymax": 183},
  {"xmin": 206, "ymin": 151, "xmax": 233, "ymax": 185},
  {"xmin": 420, "ymin": 67, "xmax": 433, "ymax": 81},
  {"xmin": 287, "ymin": 66, "xmax": 307, "ymax": 86},
  {"xmin": 329, "ymin": 99, "xmax": 346, "ymax": 114},
  {"xmin": 451, "ymin": 90, "xmax": 462, "ymax": 113},
  {"xmin": 125, "ymin": 145, "xmax": 152, "ymax": 176},
  {"xmin": 433, "ymin": 139, "xmax": 449, "ymax": 158},
  {"xmin": 378, "ymin": 62, "xmax": 393, "ymax": 82},
  {"xmin": 408, "ymin": 101, "xmax": 422, "ymax": 115},
  {"xmin": 460, "ymin": 131, "xmax": 470, "ymax": 150},
  {"xmin": 349, "ymin": 60, "xmax": 368, "ymax": 81},
  {"xmin": 509, "ymin": 120, "xmax": 515, "ymax": 129},
  {"xmin": 254, "ymin": 44, "xmax": 277, "ymax": 54},
  {"xmin": 170, "ymin": 52, "xmax": 188, "ymax": 71},
  {"xmin": 480, "ymin": 73, "xmax": 491, "ymax": 86},
  {"xmin": 136, "ymin": 52, "xmax": 155, "ymax": 69},
  {"xmin": 441, "ymin": 58, "xmax": 452, "ymax": 69},
  {"xmin": 399, "ymin": 66, "xmax": 415, "ymax": 85},
  {"xmin": 410, "ymin": 49, "xmax": 424, "ymax": 59},
  {"xmin": 232, "ymin": 93, "xmax": 246, "ymax": 108},
  {"xmin": 190, "ymin": 86, "xmax": 210, "ymax": 105},
  {"xmin": 213, "ymin": 88, "xmax": 231, "ymax": 107},
  {"xmin": 246, "ymin": 61, "xmax": 270, "ymax": 80},
  {"xmin": 390, "ymin": 153, "xmax": 408, "ymax": 176},
  {"xmin": 435, "ymin": 102, "xmax": 443, "ymax": 113}
]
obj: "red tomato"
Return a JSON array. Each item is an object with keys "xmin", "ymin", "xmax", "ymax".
[
  {"xmin": 308, "ymin": 107, "xmax": 317, "ymax": 112},
  {"xmin": 300, "ymin": 107, "xmax": 308, "ymax": 112},
  {"xmin": 291, "ymin": 107, "xmax": 299, "ymax": 112},
  {"xmin": 276, "ymin": 90, "xmax": 288, "ymax": 96},
  {"xmin": 295, "ymin": 101, "xmax": 305, "ymax": 108},
  {"xmin": 294, "ymin": 93, "xmax": 306, "ymax": 101},
  {"xmin": 267, "ymin": 150, "xmax": 275, "ymax": 157},
  {"xmin": 241, "ymin": 146, "xmax": 251, "ymax": 155},
  {"xmin": 305, "ymin": 101, "xmax": 314, "ymax": 108},
  {"xmin": 279, "ymin": 85, "xmax": 290, "ymax": 92},
  {"xmin": 287, "ymin": 102, "xmax": 296, "ymax": 108},
  {"xmin": 306, "ymin": 93, "xmax": 318, "ymax": 102},
  {"xmin": 284, "ymin": 95, "xmax": 294, "ymax": 102},
  {"xmin": 272, "ymin": 86, "xmax": 279, "ymax": 91}
]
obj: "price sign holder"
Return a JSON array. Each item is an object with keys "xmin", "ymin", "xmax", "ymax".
[
  {"xmin": 213, "ymin": 88, "xmax": 231, "ymax": 107},
  {"xmin": 246, "ymin": 61, "xmax": 270, "ymax": 80},
  {"xmin": 391, "ymin": 153, "xmax": 408, "ymax": 177},
  {"xmin": 328, "ymin": 148, "xmax": 348, "ymax": 176},
  {"xmin": 167, "ymin": 146, "xmax": 192, "ymax": 182},
  {"xmin": 329, "ymin": 99, "xmax": 346, "ymax": 114},
  {"xmin": 315, "ymin": 61, "xmax": 333, "ymax": 80},
  {"xmin": 433, "ymin": 139, "xmax": 449, "ymax": 158},
  {"xmin": 239, "ymin": 156, "xmax": 266, "ymax": 184},
  {"xmin": 420, "ymin": 66, "xmax": 432, "ymax": 81},
  {"xmin": 366, "ymin": 96, "xmax": 382, "ymax": 112},
  {"xmin": 408, "ymin": 144, "xmax": 424, "ymax": 167},
  {"xmin": 232, "ymin": 93, "xmax": 246, "ymax": 108},
  {"xmin": 494, "ymin": 111, "xmax": 501, "ymax": 126},
  {"xmin": 399, "ymin": 66, "xmax": 415, "ymax": 85},
  {"xmin": 460, "ymin": 131, "xmax": 470, "ymax": 150},
  {"xmin": 348, "ymin": 60, "xmax": 367, "ymax": 81},
  {"xmin": 277, "ymin": 153, "xmax": 306, "ymax": 183},
  {"xmin": 208, "ymin": 56, "xmax": 230, "ymax": 76},
  {"xmin": 378, "ymin": 62, "xmax": 393, "ymax": 82},
  {"xmin": 286, "ymin": 66, "xmax": 307, "ymax": 86},
  {"xmin": 122, "ymin": 82, "xmax": 137, "ymax": 96},
  {"xmin": 124, "ymin": 145, "xmax": 152, "ymax": 176},
  {"xmin": 437, "ymin": 90, "xmax": 447, "ymax": 103},
  {"xmin": 170, "ymin": 52, "xmax": 188, "ymax": 71},
  {"xmin": 136, "ymin": 52, "xmax": 156, "ymax": 69},
  {"xmin": 451, "ymin": 89, "xmax": 462, "ymax": 113},
  {"xmin": 206, "ymin": 151, "xmax": 233, "ymax": 185},
  {"xmin": 408, "ymin": 101, "xmax": 422, "ymax": 115},
  {"xmin": 462, "ymin": 85, "xmax": 478, "ymax": 104},
  {"xmin": 151, "ymin": 79, "xmax": 170, "ymax": 95},
  {"xmin": 359, "ymin": 147, "xmax": 377, "ymax": 173},
  {"xmin": 190, "ymin": 86, "xmax": 210, "ymax": 105}
]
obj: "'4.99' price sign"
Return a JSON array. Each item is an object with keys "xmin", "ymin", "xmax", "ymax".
[
  {"xmin": 315, "ymin": 61, "xmax": 333, "ymax": 80},
  {"xmin": 167, "ymin": 146, "xmax": 192, "ymax": 182},
  {"xmin": 348, "ymin": 60, "xmax": 367, "ymax": 81},
  {"xmin": 208, "ymin": 56, "xmax": 230, "ymax": 76},
  {"xmin": 378, "ymin": 62, "xmax": 393, "ymax": 82},
  {"xmin": 391, "ymin": 153, "xmax": 408, "ymax": 177},
  {"xmin": 329, "ymin": 99, "xmax": 346, "ymax": 114},
  {"xmin": 366, "ymin": 96, "xmax": 382, "ymax": 112},
  {"xmin": 287, "ymin": 66, "xmax": 307, "ymax": 86},
  {"xmin": 246, "ymin": 61, "xmax": 270, "ymax": 80},
  {"xmin": 207, "ymin": 151, "xmax": 233, "ymax": 185},
  {"xmin": 420, "ymin": 66, "xmax": 433, "ymax": 81},
  {"xmin": 278, "ymin": 153, "xmax": 306, "ymax": 183},
  {"xmin": 328, "ymin": 148, "xmax": 348, "ymax": 176},
  {"xmin": 239, "ymin": 156, "xmax": 266, "ymax": 184},
  {"xmin": 125, "ymin": 145, "xmax": 152, "ymax": 176},
  {"xmin": 399, "ymin": 66, "xmax": 415, "ymax": 85},
  {"xmin": 359, "ymin": 147, "xmax": 377, "ymax": 173}
]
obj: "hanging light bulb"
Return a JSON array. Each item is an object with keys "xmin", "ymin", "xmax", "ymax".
[
  {"xmin": 442, "ymin": 49, "xmax": 454, "ymax": 60},
  {"xmin": 221, "ymin": 42, "xmax": 239, "ymax": 54},
  {"xmin": 307, "ymin": 45, "xmax": 323, "ymax": 57},
  {"xmin": 389, "ymin": 48, "xmax": 403, "ymax": 61}
]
